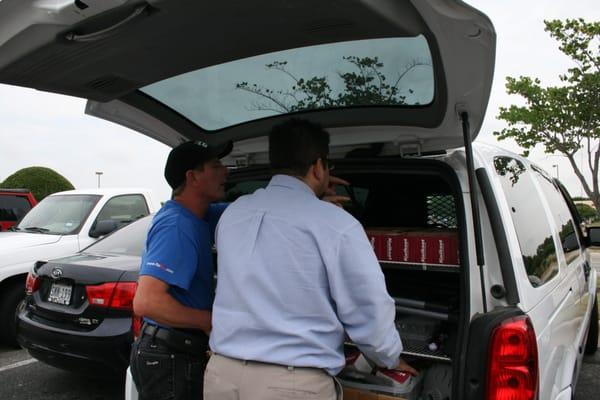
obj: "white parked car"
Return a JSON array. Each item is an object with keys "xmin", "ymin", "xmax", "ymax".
[
  {"xmin": 0, "ymin": 1, "xmax": 597, "ymax": 399},
  {"xmin": 0, "ymin": 188, "xmax": 159, "ymax": 346}
]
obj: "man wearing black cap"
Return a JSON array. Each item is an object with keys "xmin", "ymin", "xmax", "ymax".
[{"xmin": 130, "ymin": 139, "xmax": 231, "ymax": 400}]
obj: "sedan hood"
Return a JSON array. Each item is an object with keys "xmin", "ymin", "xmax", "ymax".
[{"xmin": 0, "ymin": 0, "xmax": 495, "ymax": 153}]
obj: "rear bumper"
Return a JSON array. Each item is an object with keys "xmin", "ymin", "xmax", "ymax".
[{"xmin": 16, "ymin": 311, "xmax": 133, "ymax": 375}]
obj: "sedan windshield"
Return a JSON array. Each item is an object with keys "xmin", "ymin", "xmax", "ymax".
[
  {"xmin": 17, "ymin": 195, "xmax": 100, "ymax": 235},
  {"xmin": 84, "ymin": 215, "xmax": 152, "ymax": 257}
]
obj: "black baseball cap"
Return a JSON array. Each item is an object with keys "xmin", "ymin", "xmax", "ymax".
[{"xmin": 164, "ymin": 140, "xmax": 233, "ymax": 189}]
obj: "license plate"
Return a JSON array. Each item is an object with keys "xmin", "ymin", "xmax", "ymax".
[{"xmin": 47, "ymin": 283, "xmax": 72, "ymax": 305}]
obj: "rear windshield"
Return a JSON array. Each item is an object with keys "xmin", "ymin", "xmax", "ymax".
[
  {"xmin": 141, "ymin": 36, "xmax": 434, "ymax": 131},
  {"xmin": 85, "ymin": 215, "xmax": 152, "ymax": 257}
]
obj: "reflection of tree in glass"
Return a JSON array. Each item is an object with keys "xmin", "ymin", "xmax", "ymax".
[
  {"xmin": 558, "ymin": 221, "xmax": 580, "ymax": 263},
  {"xmin": 523, "ymin": 235, "xmax": 558, "ymax": 287},
  {"xmin": 494, "ymin": 157, "xmax": 526, "ymax": 186},
  {"xmin": 235, "ymin": 57, "xmax": 431, "ymax": 113}
]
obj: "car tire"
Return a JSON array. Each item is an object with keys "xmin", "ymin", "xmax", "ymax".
[
  {"xmin": 584, "ymin": 297, "xmax": 598, "ymax": 355},
  {"xmin": 0, "ymin": 282, "xmax": 25, "ymax": 347}
]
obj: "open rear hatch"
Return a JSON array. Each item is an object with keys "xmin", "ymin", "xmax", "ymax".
[{"xmin": 0, "ymin": 0, "xmax": 494, "ymax": 151}]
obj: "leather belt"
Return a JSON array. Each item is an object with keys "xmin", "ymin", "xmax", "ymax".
[{"xmin": 141, "ymin": 323, "xmax": 208, "ymax": 357}]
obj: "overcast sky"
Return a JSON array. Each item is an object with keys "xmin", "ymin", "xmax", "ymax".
[{"xmin": 0, "ymin": 0, "xmax": 599, "ymax": 203}]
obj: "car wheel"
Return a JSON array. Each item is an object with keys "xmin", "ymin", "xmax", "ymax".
[
  {"xmin": 584, "ymin": 297, "xmax": 598, "ymax": 355},
  {"xmin": 0, "ymin": 282, "xmax": 25, "ymax": 347}
]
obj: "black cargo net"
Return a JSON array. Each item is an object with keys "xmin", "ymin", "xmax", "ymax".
[{"xmin": 426, "ymin": 195, "xmax": 457, "ymax": 229}]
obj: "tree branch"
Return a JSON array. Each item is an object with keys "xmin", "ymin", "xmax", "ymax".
[{"xmin": 237, "ymin": 85, "xmax": 290, "ymax": 113}]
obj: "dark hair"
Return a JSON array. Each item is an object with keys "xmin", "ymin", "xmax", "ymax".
[{"xmin": 269, "ymin": 119, "xmax": 330, "ymax": 176}]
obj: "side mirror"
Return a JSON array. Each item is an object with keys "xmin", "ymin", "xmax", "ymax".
[
  {"xmin": 90, "ymin": 219, "xmax": 118, "ymax": 238},
  {"xmin": 586, "ymin": 226, "xmax": 600, "ymax": 247}
]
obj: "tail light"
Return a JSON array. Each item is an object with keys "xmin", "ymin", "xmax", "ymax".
[
  {"xmin": 487, "ymin": 316, "xmax": 539, "ymax": 400},
  {"xmin": 25, "ymin": 272, "xmax": 40, "ymax": 294},
  {"xmin": 85, "ymin": 282, "xmax": 137, "ymax": 311}
]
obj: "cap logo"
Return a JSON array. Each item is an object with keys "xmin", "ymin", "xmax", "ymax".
[{"xmin": 195, "ymin": 140, "xmax": 208, "ymax": 148}]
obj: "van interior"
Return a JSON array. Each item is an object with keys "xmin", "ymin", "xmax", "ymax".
[{"xmin": 224, "ymin": 156, "xmax": 464, "ymax": 400}]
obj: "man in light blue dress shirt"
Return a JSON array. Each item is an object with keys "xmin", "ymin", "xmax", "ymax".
[{"xmin": 204, "ymin": 119, "xmax": 416, "ymax": 400}]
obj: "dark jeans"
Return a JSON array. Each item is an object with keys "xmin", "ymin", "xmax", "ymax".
[{"xmin": 130, "ymin": 334, "xmax": 208, "ymax": 400}]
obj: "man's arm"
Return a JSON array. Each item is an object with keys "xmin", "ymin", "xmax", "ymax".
[
  {"xmin": 323, "ymin": 222, "xmax": 416, "ymax": 373},
  {"xmin": 133, "ymin": 275, "xmax": 211, "ymax": 333}
]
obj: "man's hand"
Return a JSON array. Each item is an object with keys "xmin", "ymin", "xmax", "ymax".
[
  {"xmin": 394, "ymin": 358, "xmax": 419, "ymax": 376},
  {"xmin": 322, "ymin": 175, "xmax": 350, "ymax": 207}
]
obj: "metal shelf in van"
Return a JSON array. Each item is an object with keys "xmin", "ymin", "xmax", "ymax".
[{"xmin": 401, "ymin": 339, "xmax": 452, "ymax": 362}]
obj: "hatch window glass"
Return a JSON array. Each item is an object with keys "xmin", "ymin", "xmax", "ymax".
[
  {"xmin": 0, "ymin": 195, "xmax": 31, "ymax": 222},
  {"xmin": 17, "ymin": 195, "xmax": 100, "ymax": 235},
  {"xmin": 85, "ymin": 215, "xmax": 152, "ymax": 257},
  {"xmin": 494, "ymin": 157, "xmax": 559, "ymax": 287},
  {"xmin": 94, "ymin": 194, "xmax": 150, "ymax": 230},
  {"xmin": 532, "ymin": 168, "xmax": 581, "ymax": 264},
  {"xmin": 141, "ymin": 36, "xmax": 434, "ymax": 131}
]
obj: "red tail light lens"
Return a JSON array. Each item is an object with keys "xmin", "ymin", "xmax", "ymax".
[
  {"xmin": 109, "ymin": 282, "xmax": 137, "ymax": 310},
  {"xmin": 25, "ymin": 272, "xmax": 40, "ymax": 294},
  {"xmin": 85, "ymin": 282, "xmax": 137, "ymax": 311},
  {"xmin": 487, "ymin": 316, "xmax": 539, "ymax": 400}
]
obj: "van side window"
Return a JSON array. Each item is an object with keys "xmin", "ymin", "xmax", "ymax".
[
  {"xmin": 494, "ymin": 157, "xmax": 559, "ymax": 287},
  {"xmin": 532, "ymin": 169, "xmax": 581, "ymax": 264}
]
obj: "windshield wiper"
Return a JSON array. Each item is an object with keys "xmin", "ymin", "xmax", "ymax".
[
  {"xmin": 23, "ymin": 226, "xmax": 50, "ymax": 233},
  {"xmin": 8, "ymin": 226, "xmax": 21, "ymax": 231}
]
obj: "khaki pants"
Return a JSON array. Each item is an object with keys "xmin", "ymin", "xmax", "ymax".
[{"xmin": 204, "ymin": 354, "xmax": 342, "ymax": 400}]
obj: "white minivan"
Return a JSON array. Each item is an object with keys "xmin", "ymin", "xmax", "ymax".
[{"xmin": 0, "ymin": 1, "xmax": 596, "ymax": 399}]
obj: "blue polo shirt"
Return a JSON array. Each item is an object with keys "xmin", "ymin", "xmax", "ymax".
[{"xmin": 139, "ymin": 200, "xmax": 227, "ymax": 326}]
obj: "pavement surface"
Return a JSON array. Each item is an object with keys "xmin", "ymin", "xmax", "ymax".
[{"xmin": 0, "ymin": 343, "xmax": 123, "ymax": 400}]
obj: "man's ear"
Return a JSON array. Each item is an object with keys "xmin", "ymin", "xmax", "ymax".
[
  {"xmin": 314, "ymin": 158, "xmax": 326, "ymax": 181},
  {"xmin": 185, "ymin": 169, "xmax": 198, "ymax": 185}
]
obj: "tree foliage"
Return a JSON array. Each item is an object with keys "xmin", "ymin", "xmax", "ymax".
[
  {"xmin": 495, "ymin": 19, "xmax": 600, "ymax": 209},
  {"xmin": 576, "ymin": 202, "xmax": 599, "ymax": 222},
  {"xmin": 0, "ymin": 167, "xmax": 75, "ymax": 200},
  {"xmin": 236, "ymin": 56, "xmax": 430, "ymax": 114}
]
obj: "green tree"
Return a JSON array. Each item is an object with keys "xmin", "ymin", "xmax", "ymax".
[
  {"xmin": 576, "ymin": 202, "xmax": 599, "ymax": 222},
  {"xmin": 0, "ymin": 166, "xmax": 75, "ymax": 200},
  {"xmin": 494, "ymin": 19, "xmax": 600, "ymax": 210},
  {"xmin": 236, "ymin": 56, "xmax": 430, "ymax": 113}
]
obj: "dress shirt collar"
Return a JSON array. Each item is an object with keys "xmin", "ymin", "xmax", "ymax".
[{"xmin": 268, "ymin": 174, "xmax": 317, "ymax": 198}]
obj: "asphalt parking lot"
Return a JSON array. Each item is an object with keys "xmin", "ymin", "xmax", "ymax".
[{"xmin": 0, "ymin": 343, "xmax": 124, "ymax": 400}]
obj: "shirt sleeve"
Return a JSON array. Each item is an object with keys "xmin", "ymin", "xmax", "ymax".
[
  {"xmin": 325, "ymin": 222, "xmax": 402, "ymax": 368},
  {"xmin": 139, "ymin": 222, "xmax": 199, "ymax": 290}
]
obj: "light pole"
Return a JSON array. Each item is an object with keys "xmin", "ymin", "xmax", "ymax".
[
  {"xmin": 95, "ymin": 171, "xmax": 103, "ymax": 188},
  {"xmin": 552, "ymin": 164, "xmax": 559, "ymax": 180}
]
